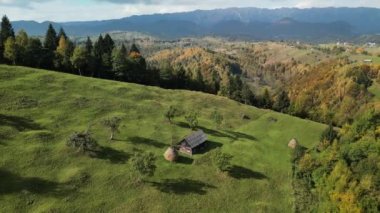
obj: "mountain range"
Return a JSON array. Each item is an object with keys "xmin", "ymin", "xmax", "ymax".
[{"xmin": 12, "ymin": 7, "xmax": 380, "ymax": 41}]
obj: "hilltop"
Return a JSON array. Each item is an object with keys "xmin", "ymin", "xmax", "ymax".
[{"xmin": 0, "ymin": 65, "xmax": 326, "ymax": 212}]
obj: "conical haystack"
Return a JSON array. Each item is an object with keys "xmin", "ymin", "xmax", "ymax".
[
  {"xmin": 164, "ymin": 147, "xmax": 178, "ymax": 162},
  {"xmin": 288, "ymin": 138, "xmax": 298, "ymax": 149}
]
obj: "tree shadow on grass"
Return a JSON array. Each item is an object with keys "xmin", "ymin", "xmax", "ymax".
[
  {"xmin": 0, "ymin": 114, "xmax": 41, "ymax": 131},
  {"xmin": 224, "ymin": 130, "xmax": 257, "ymax": 141},
  {"xmin": 91, "ymin": 146, "xmax": 129, "ymax": 164},
  {"xmin": 149, "ymin": 179, "xmax": 216, "ymax": 195},
  {"xmin": 128, "ymin": 136, "xmax": 166, "ymax": 148},
  {"xmin": 176, "ymin": 156, "xmax": 193, "ymax": 165},
  {"xmin": 0, "ymin": 169, "xmax": 70, "ymax": 196},
  {"xmin": 195, "ymin": 140, "xmax": 223, "ymax": 155},
  {"xmin": 228, "ymin": 166, "xmax": 268, "ymax": 180}
]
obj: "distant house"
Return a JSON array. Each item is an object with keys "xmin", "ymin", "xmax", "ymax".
[
  {"xmin": 363, "ymin": 59, "xmax": 373, "ymax": 64},
  {"xmin": 179, "ymin": 130, "xmax": 207, "ymax": 155}
]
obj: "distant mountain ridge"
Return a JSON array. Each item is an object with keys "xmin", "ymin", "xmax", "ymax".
[{"xmin": 11, "ymin": 7, "xmax": 380, "ymax": 41}]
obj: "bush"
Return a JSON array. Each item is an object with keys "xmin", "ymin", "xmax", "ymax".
[
  {"xmin": 185, "ymin": 111, "xmax": 199, "ymax": 130},
  {"xmin": 66, "ymin": 132, "xmax": 98, "ymax": 153},
  {"xmin": 130, "ymin": 152, "xmax": 156, "ymax": 177},
  {"xmin": 212, "ymin": 148, "xmax": 233, "ymax": 172}
]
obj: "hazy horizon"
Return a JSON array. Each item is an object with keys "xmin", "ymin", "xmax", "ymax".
[{"xmin": 1, "ymin": 0, "xmax": 380, "ymax": 22}]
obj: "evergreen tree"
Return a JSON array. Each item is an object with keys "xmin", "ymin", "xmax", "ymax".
[
  {"xmin": 44, "ymin": 24, "xmax": 57, "ymax": 51},
  {"xmin": 103, "ymin": 34, "xmax": 114, "ymax": 54},
  {"xmin": 241, "ymin": 83, "xmax": 254, "ymax": 105},
  {"xmin": 111, "ymin": 47, "xmax": 128, "ymax": 80},
  {"xmin": 120, "ymin": 43, "xmax": 127, "ymax": 56},
  {"xmin": 24, "ymin": 38, "xmax": 43, "ymax": 67},
  {"xmin": 261, "ymin": 88, "xmax": 273, "ymax": 109},
  {"xmin": 0, "ymin": 15, "xmax": 15, "ymax": 62},
  {"xmin": 273, "ymin": 90, "xmax": 290, "ymax": 112},
  {"xmin": 57, "ymin": 27, "xmax": 67, "ymax": 41},
  {"xmin": 85, "ymin": 37, "xmax": 93, "ymax": 54},
  {"xmin": 129, "ymin": 43, "xmax": 140, "ymax": 54}
]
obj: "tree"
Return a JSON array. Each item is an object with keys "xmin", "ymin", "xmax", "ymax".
[
  {"xmin": 0, "ymin": 15, "xmax": 15, "ymax": 62},
  {"xmin": 57, "ymin": 27, "xmax": 67, "ymax": 41},
  {"xmin": 24, "ymin": 38, "xmax": 43, "ymax": 67},
  {"xmin": 165, "ymin": 106, "xmax": 178, "ymax": 124},
  {"xmin": 130, "ymin": 152, "xmax": 156, "ymax": 178},
  {"xmin": 273, "ymin": 90, "xmax": 290, "ymax": 112},
  {"xmin": 129, "ymin": 43, "xmax": 140, "ymax": 54},
  {"xmin": 55, "ymin": 35, "xmax": 73, "ymax": 71},
  {"xmin": 261, "ymin": 88, "xmax": 273, "ymax": 109},
  {"xmin": 44, "ymin": 24, "xmax": 57, "ymax": 51},
  {"xmin": 15, "ymin": 30, "xmax": 28, "ymax": 65},
  {"xmin": 120, "ymin": 43, "xmax": 127, "ymax": 56},
  {"xmin": 319, "ymin": 123, "xmax": 338, "ymax": 149},
  {"xmin": 185, "ymin": 111, "xmax": 199, "ymax": 130},
  {"xmin": 241, "ymin": 83, "xmax": 254, "ymax": 105},
  {"xmin": 71, "ymin": 46, "xmax": 87, "ymax": 76},
  {"xmin": 3, "ymin": 37, "xmax": 17, "ymax": 65},
  {"xmin": 66, "ymin": 132, "xmax": 98, "ymax": 154},
  {"xmin": 111, "ymin": 47, "xmax": 128, "ymax": 79},
  {"xmin": 212, "ymin": 148, "xmax": 233, "ymax": 172},
  {"xmin": 102, "ymin": 116, "xmax": 122, "ymax": 141},
  {"xmin": 211, "ymin": 109, "xmax": 223, "ymax": 129}
]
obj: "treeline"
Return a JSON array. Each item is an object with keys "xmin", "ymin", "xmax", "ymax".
[
  {"xmin": 292, "ymin": 110, "xmax": 380, "ymax": 212},
  {"xmin": 0, "ymin": 15, "xmax": 291, "ymax": 113}
]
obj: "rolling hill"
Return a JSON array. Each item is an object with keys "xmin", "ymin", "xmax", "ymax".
[{"xmin": 0, "ymin": 65, "xmax": 327, "ymax": 212}]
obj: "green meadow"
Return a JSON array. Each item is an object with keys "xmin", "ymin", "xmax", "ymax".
[{"xmin": 0, "ymin": 65, "xmax": 326, "ymax": 212}]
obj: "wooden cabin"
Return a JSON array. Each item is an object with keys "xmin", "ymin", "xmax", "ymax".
[{"xmin": 179, "ymin": 130, "xmax": 207, "ymax": 156}]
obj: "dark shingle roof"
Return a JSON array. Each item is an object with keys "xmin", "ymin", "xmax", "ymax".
[{"xmin": 184, "ymin": 130, "xmax": 207, "ymax": 148}]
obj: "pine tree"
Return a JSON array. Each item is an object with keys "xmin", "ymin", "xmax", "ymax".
[
  {"xmin": 120, "ymin": 43, "xmax": 127, "ymax": 56},
  {"xmin": 273, "ymin": 90, "xmax": 290, "ymax": 112},
  {"xmin": 103, "ymin": 34, "xmax": 114, "ymax": 54},
  {"xmin": 24, "ymin": 38, "xmax": 43, "ymax": 67},
  {"xmin": 44, "ymin": 24, "xmax": 57, "ymax": 51},
  {"xmin": 261, "ymin": 88, "xmax": 273, "ymax": 109},
  {"xmin": 129, "ymin": 43, "xmax": 140, "ymax": 54},
  {"xmin": 57, "ymin": 27, "xmax": 67, "ymax": 41},
  {"xmin": 85, "ymin": 37, "xmax": 93, "ymax": 54},
  {"xmin": 112, "ymin": 47, "xmax": 128, "ymax": 79},
  {"xmin": 0, "ymin": 15, "xmax": 15, "ymax": 61},
  {"xmin": 241, "ymin": 83, "xmax": 254, "ymax": 105}
]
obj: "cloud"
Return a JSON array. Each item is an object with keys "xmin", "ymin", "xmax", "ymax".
[{"xmin": 0, "ymin": 0, "xmax": 49, "ymax": 8}]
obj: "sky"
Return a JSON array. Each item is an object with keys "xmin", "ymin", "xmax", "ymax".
[{"xmin": 1, "ymin": 0, "xmax": 380, "ymax": 22}]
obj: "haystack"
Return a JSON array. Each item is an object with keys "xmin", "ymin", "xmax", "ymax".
[
  {"xmin": 288, "ymin": 138, "xmax": 298, "ymax": 149},
  {"xmin": 164, "ymin": 147, "xmax": 178, "ymax": 162}
]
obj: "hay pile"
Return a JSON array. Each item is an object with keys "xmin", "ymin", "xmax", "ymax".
[
  {"xmin": 288, "ymin": 138, "xmax": 298, "ymax": 149},
  {"xmin": 164, "ymin": 147, "xmax": 178, "ymax": 162}
]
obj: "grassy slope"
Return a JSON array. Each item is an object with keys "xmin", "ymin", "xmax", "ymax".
[
  {"xmin": 369, "ymin": 81, "xmax": 380, "ymax": 101},
  {"xmin": 0, "ymin": 65, "xmax": 326, "ymax": 212}
]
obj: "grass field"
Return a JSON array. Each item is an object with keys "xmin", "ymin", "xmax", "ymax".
[
  {"xmin": 369, "ymin": 81, "xmax": 380, "ymax": 101},
  {"xmin": 0, "ymin": 65, "xmax": 326, "ymax": 212}
]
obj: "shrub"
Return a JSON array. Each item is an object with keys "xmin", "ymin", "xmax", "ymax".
[
  {"xmin": 67, "ymin": 132, "xmax": 98, "ymax": 154},
  {"xmin": 130, "ymin": 152, "xmax": 156, "ymax": 178},
  {"xmin": 212, "ymin": 148, "xmax": 233, "ymax": 172},
  {"xmin": 185, "ymin": 111, "xmax": 199, "ymax": 130}
]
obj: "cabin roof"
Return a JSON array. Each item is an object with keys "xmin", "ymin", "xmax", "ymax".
[{"xmin": 183, "ymin": 130, "xmax": 207, "ymax": 149}]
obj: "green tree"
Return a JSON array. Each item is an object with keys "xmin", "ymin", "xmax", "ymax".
[
  {"xmin": 165, "ymin": 106, "xmax": 178, "ymax": 124},
  {"xmin": 111, "ymin": 47, "xmax": 128, "ymax": 79},
  {"xmin": 57, "ymin": 27, "xmax": 67, "ymax": 41},
  {"xmin": 24, "ymin": 38, "xmax": 43, "ymax": 67},
  {"xmin": 185, "ymin": 111, "xmax": 199, "ymax": 130},
  {"xmin": 320, "ymin": 123, "xmax": 338, "ymax": 144},
  {"xmin": 15, "ymin": 30, "xmax": 28, "ymax": 65},
  {"xmin": 212, "ymin": 148, "xmax": 233, "ymax": 172},
  {"xmin": 261, "ymin": 88, "xmax": 273, "ymax": 109},
  {"xmin": 71, "ymin": 46, "xmax": 87, "ymax": 76},
  {"xmin": 3, "ymin": 37, "xmax": 17, "ymax": 65},
  {"xmin": 44, "ymin": 23, "xmax": 57, "ymax": 51},
  {"xmin": 211, "ymin": 109, "xmax": 223, "ymax": 129},
  {"xmin": 129, "ymin": 43, "xmax": 140, "ymax": 54},
  {"xmin": 273, "ymin": 90, "xmax": 290, "ymax": 112},
  {"xmin": 241, "ymin": 83, "xmax": 254, "ymax": 105},
  {"xmin": 55, "ymin": 35, "xmax": 73, "ymax": 71},
  {"xmin": 66, "ymin": 132, "xmax": 98, "ymax": 154},
  {"xmin": 130, "ymin": 152, "xmax": 156, "ymax": 178},
  {"xmin": 102, "ymin": 116, "xmax": 122, "ymax": 141},
  {"xmin": 0, "ymin": 15, "xmax": 15, "ymax": 62}
]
